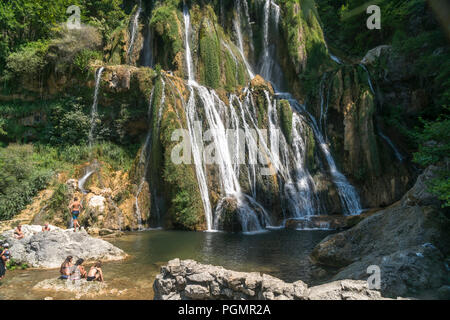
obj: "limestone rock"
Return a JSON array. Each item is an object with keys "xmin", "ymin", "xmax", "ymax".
[
  {"xmin": 1, "ymin": 225, "xmax": 127, "ymax": 268},
  {"xmin": 153, "ymin": 259, "xmax": 396, "ymax": 300}
]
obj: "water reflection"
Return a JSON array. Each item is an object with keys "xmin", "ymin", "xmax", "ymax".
[{"xmin": 0, "ymin": 229, "xmax": 334, "ymax": 300}]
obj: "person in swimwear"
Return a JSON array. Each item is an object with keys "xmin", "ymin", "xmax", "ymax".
[
  {"xmin": 69, "ymin": 258, "xmax": 86, "ymax": 281},
  {"xmin": 42, "ymin": 222, "xmax": 51, "ymax": 232},
  {"xmin": 14, "ymin": 225, "xmax": 24, "ymax": 239},
  {"xmin": 87, "ymin": 261, "xmax": 104, "ymax": 282},
  {"xmin": 59, "ymin": 256, "xmax": 73, "ymax": 280},
  {"xmin": 0, "ymin": 243, "xmax": 10, "ymax": 280},
  {"xmin": 68, "ymin": 197, "xmax": 82, "ymax": 232}
]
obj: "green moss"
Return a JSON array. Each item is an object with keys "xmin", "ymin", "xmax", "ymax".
[
  {"xmin": 150, "ymin": 2, "xmax": 183, "ymax": 71},
  {"xmin": 278, "ymin": 100, "xmax": 293, "ymax": 144},
  {"xmin": 199, "ymin": 21, "xmax": 221, "ymax": 89}
]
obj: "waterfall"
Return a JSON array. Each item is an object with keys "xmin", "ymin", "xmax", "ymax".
[
  {"xmin": 300, "ymin": 105, "xmax": 362, "ymax": 216},
  {"xmin": 258, "ymin": 0, "xmax": 283, "ymax": 89},
  {"xmin": 222, "ymin": 41, "xmax": 239, "ymax": 80},
  {"xmin": 259, "ymin": 0, "xmax": 272, "ymax": 81},
  {"xmin": 88, "ymin": 67, "xmax": 105, "ymax": 148},
  {"xmin": 183, "ymin": 4, "xmax": 272, "ymax": 232},
  {"xmin": 78, "ymin": 170, "xmax": 94, "ymax": 194},
  {"xmin": 234, "ymin": 0, "xmax": 255, "ymax": 79},
  {"xmin": 183, "ymin": 4, "xmax": 195, "ymax": 83},
  {"xmin": 360, "ymin": 64, "xmax": 375, "ymax": 94},
  {"xmin": 134, "ymin": 87, "xmax": 157, "ymax": 230},
  {"xmin": 330, "ymin": 54, "xmax": 343, "ymax": 65},
  {"xmin": 143, "ymin": 24, "xmax": 154, "ymax": 67},
  {"xmin": 360, "ymin": 64, "xmax": 404, "ymax": 162},
  {"xmin": 379, "ymin": 131, "xmax": 404, "ymax": 162},
  {"xmin": 127, "ymin": 1, "xmax": 142, "ymax": 64}
]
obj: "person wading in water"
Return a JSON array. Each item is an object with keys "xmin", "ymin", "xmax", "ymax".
[{"xmin": 68, "ymin": 197, "xmax": 82, "ymax": 232}]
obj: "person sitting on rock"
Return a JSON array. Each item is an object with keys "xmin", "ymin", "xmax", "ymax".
[
  {"xmin": 59, "ymin": 256, "xmax": 73, "ymax": 280},
  {"xmin": 87, "ymin": 261, "xmax": 104, "ymax": 282},
  {"xmin": 14, "ymin": 225, "xmax": 24, "ymax": 239},
  {"xmin": 68, "ymin": 197, "xmax": 82, "ymax": 232},
  {"xmin": 42, "ymin": 223, "xmax": 51, "ymax": 232},
  {"xmin": 69, "ymin": 258, "xmax": 87, "ymax": 281},
  {"xmin": 0, "ymin": 243, "xmax": 10, "ymax": 281}
]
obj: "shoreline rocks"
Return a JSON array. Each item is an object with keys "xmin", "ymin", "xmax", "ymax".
[
  {"xmin": 153, "ymin": 259, "xmax": 399, "ymax": 300},
  {"xmin": 33, "ymin": 278, "xmax": 108, "ymax": 296},
  {"xmin": 1, "ymin": 224, "xmax": 127, "ymax": 268},
  {"xmin": 310, "ymin": 166, "xmax": 450, "ymax": 298}
]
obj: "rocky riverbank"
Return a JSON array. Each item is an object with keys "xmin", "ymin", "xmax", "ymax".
[
  {"xmin": 0, "ymin": 225, "xmax": 127, "ymax": 268},
  {"xmin": 310, "ymin": 166, "xmax": 450, "ymax": 299},
  {"xmin": 153, "ymin": 259, "xmax": 403, "ymax": 300}
]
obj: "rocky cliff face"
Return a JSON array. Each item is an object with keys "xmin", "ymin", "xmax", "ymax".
[
  {"xmin": 1, "ymin": 0, "xmax": 420, "ymax": 232},
  {"xmin": 310, "ymin": 166, "xmax": 450, "ymax": 298}
]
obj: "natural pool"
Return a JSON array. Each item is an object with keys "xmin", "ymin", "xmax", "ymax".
[{"xmin": 0, "ymin": 229, "xmax": 334, "ymax": 300}]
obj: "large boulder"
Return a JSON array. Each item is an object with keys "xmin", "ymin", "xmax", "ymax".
[
  {"xmin": 153, "ymin": 259, "xmax": 400, "ymax": 300},
  {"xmin": 1, "ymin": 225, "xmax": 127, "ymax": 268},
  {"xmin": 310, "ymin": 166, "xmax": 450, "ymax": 298}
]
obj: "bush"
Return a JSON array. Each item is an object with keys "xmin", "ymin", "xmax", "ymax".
[
  {"xmin": 0, "ymin": 144, "xmax": 54, "ymax": 220},
  {"xmin": 5, "ymin": 40, "xmax": 49, "ymax": 82}
]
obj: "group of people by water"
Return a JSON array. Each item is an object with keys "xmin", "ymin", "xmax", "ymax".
[
  {"xmin": 1, "ymin": 204, "xmax": 106, "ymax": 284},
  {"xmin": 60, "ymin": 256, "xmax": 104, "ymax": 282},
  {"xmin": 0, "ymin": 223, "xmax": 50, "ymax": 280}
]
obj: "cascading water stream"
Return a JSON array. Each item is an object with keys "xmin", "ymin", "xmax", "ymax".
[
  {"xmin": 360, "ymin": 64, "xmax": 404, "ymax": 162},
  {"xmin": 134, "ymin": 87, "xmax": 157, "ymax": 230},
  {"xmin": 298, "ymin": 103, "xmax": 362, "ymax": 216},
  {"xmin": 127, "ymin": 1, "xmax": 142, "ymax": 64},
  {"xmin": 88, "ymin": 67, "xmax": 105, "ymax": 148},
  {"xmin": 234, "ymin": 0, "xmax": 255, "ymax": 79},
  {"xmin": 184, "ymin": 3, "xmax": 272, "ymax": 232}
]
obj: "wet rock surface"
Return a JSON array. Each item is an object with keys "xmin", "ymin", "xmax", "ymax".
[{"xmin": 153, "ymin": 259, "xmax": 399, "ymax": 300}]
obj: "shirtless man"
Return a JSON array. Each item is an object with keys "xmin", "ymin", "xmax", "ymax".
[
  {"xmin": 68, "ymin": 197, "xmax": 82, "ymax": 232},
  {"xmin": 14, "ymin": 225, "xmax": 24, "ymax": 239}
]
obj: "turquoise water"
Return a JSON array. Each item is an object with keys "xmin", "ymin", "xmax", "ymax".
[{"xmin": 0, "ymin": 229, "xmax": 334, "ymax": 300}]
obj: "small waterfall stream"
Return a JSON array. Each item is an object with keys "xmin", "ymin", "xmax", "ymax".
[
  {"xmin": 127, "ymin": 1, "xmax": 142, "ymax": 64},
  {"xmin": 360, "ymin": 64, "xmax": 404, "ymax": 162},
  {"xmin": 88, "ymin": 67, "xmax": 105, "ymax": 148}
]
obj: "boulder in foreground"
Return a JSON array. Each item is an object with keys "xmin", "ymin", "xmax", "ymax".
[
  {"xmin": 1, "ymin": 225, "xmax": 127, "ymax": 268},
  {"xmin": 153, "ymin": 259, "xmax": 400, "ymax": 300}
]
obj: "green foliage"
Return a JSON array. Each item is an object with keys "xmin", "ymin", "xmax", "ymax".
[
  {"xmin": 4, "ymin": 40, "xmax": 49, "ymax": 82},
  {"xmin": 199, "ymin": 24, "xmax": 221, "ymax": 89},
  {"xmin": 413, "ymin": 116, "xmax": 450, "ymax": 207},
  {"xmin": 43, "ymin": 182, "xmax": 70, "ymax": 223},
  {"xmin": 47, "ymin": 100, "xmax": 91, "ymax": 145},
  {"xmin": 0, "ymin": 144, "xmax": 54, "ymax": 220},
  {"xmin": 150, "ymin": 2, "xmax": 183, "ymax": 70},
  {"xmin": 6, "ymin": 258, "xmax": 29, "ymax": 271}
]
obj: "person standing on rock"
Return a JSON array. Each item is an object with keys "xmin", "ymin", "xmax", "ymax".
[
  {"xmin": 68, "ymin": 197, "xmax": 82, "ymax": 232},
  {"xmin": 42, "ymin": 223, "xmax": 51, "ymax": 232}
]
